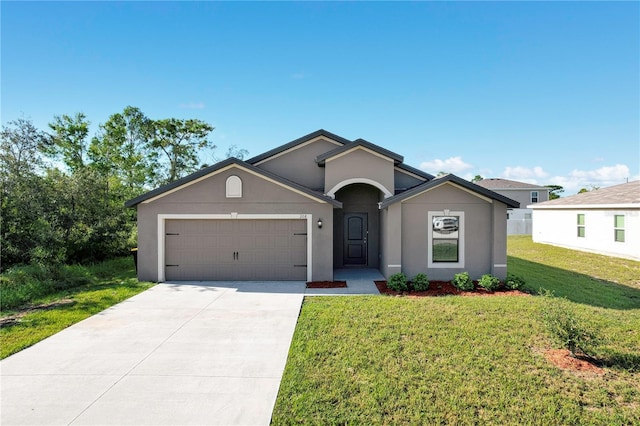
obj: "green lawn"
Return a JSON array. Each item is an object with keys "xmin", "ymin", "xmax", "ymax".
[
  {"xmin": 0, "ymin": 257, "xmax": 154, "ymax": 359},
  {"xmin": 272, "ymin": 236, "xmax": 640, "ymax": 425}
]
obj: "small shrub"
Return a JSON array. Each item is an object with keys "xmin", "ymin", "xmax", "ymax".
[
  {"xmin": 387, "ymin": 272, "xmax": 408, "ymax": 292},
  {"xmin": 478, "ymin": 274, "xmax": 500, "ymax": 291},
  {"xmin": 505, "ymin": 274, "xmax": 526, "ymax": 290},
  {"xmin": 412, "ymin": 273, "xmax": 429, "ymax": 291},
  {"xmin": 541, "ymin": 292, "xmax": 600, "ymax": 358},
  {"xmin": 452, "ymin": 272, "xmax": 474, "ymax": 291}
]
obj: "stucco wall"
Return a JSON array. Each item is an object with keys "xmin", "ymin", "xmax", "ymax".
[
  {"xmin": 253, "ymin": 137, "xmax": 340, "ymax": 191},
  {"xmin": 394, "ymin": 168, "xmax": 426, "ymax": 192},
  {"xmin": 532, "ymin": 208, "xmax": 640, "ymax": 260},
  {"xmin": 324, "ymin": 149, "xmax": 395, "ymax": 197},
  {"xmin": 491, "ymin": 188, "xmax": 548, "ymax": 208},
  {"xmin": 136, "ymin": 166, "xmax": 335, "ymax": 282},
  {"xmin": 396, "ymin": 182, "xmax": 507, "ymax": 280}
]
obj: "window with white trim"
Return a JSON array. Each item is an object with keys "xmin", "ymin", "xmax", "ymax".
[
  {"xmin": 577, "ymin": 214, "xmax": 585, "ymax": 238},
  {"xmin": 226, "ymin": 175, "xmax": 242, "ymax": 198},
  {"xmin": 614, "ymin": 215, "xmax": 625, "ymax": 242},
  {"xmin": 530, "ymin": 191, "xmax": 539, "ymax": 203},
  {"xmin": 428, "ymin": 211, "xmax": 464, "ymax": 268}
]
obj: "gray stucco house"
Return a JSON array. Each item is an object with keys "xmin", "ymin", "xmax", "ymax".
[{"xmin": 126, "ymin": 130, "xmax": 519, "ymax": 282}]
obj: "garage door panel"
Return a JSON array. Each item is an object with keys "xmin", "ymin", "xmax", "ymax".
[{"xmin": 164, "ymin": 219, "xmax": 307, "ymax": 281}]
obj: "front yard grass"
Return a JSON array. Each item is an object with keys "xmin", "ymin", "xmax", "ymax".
[
  {"xmin": 272, "ymin": 236, "xmax": 640, "ymax": 425},
  {"xmin": 0, "ymin": 257, "xmax": 154, "ymax": 359}
]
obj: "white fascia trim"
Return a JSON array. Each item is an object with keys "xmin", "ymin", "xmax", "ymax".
[
  {"xmin": 394, "ymin": 166, "xmax": 427, "ymax": 181},
  {"xmin": 428, "ymin": 210, "xmax": 465, "ymax": 269},
  {"xmin": 157, "ymin": 213, "xmax": 313, "ymax": 282},
  {"xmin": 529, "ymin": 203, "xmax": 639, "ymax": 210},
  {"xmin": 253, "ymin": 136, "xmax": 343, "ymax": 166},
  {"xmin": 143, "ymin": 164, "xmax": 328, "ymax": 205},
  {"xmin": 326, "ymin": 177, "xmax": 394, "ymax": 199},
  {"xmin": 402, "ymin": 181, "xmax": 493, "ymax": 204},
  {"xmin": 324, "ymin": 146, "xmax": 395, "ymax": 164}
]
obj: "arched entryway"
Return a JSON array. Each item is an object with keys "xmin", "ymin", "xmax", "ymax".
[{"xmin": 333, "ymin": 183, "xmax": 383, "ymax": 269}]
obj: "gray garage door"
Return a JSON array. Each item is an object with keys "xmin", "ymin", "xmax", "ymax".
[{"xmin": 164, "ymin": 219, "xmax": 307, "ymax": 281}]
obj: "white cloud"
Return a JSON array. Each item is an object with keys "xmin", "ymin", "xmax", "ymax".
[
  {"xmin": 179, "ymin": 102, "xmax": 206, "ymax": 109},
  {"xmin": 502, "ymin": 166, "xmax": 549, "ymax": 182},
  {"xmin": 419, "ymin": 156, "xmax": 473, "ymax": 173},
  {"xmin": 548, "ymin": 164, "xmax": 632, "ymax": 194}
]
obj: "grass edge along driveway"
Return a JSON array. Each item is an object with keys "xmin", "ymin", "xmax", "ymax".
[
  {"xmin": 0, "ymin": 257, "xmax": 154, "ymax": 359},
  {"xmin": 271, "ymin": 236, "xmax": 640, "ymax": 425}
]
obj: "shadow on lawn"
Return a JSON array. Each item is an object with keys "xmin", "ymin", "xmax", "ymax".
[{"xmin": 508, "ymin": 256, "xmax": 640, "ymax": 310}]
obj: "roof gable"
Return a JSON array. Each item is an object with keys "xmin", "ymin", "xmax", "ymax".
[
  {"xmin": 246, "ymin": 129, "xmax": 350, "ymax": 165},
  {"xmin": 125, "ymin": 158, "xmax": 342, "ymax": 208},
  {"xmin": 316, "ymin": 138, "xmax": 403, "ymax": 165},
  {"xmin": 380, "ymin": 174, "xmax": 520, "ymax": 209}
]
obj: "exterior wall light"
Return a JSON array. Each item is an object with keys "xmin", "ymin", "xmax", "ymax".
[{"xmin": 317, "ymin": 218, "xmax": 323, "ymax": 229}]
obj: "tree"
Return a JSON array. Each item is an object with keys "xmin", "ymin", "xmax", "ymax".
[
  {"xmin": 578, "ymin": 185, "xmax": 600, "ymax": 194},
  {"xmin": 0, "ymin": 117, "xmax": 49, "ymax": 177},
  {"xmin": 546, "ymin": 185, "xmax": 564, "ymax": 200},
  {"xmin": 148, "ymin": 118, "xmax": 215, "ymax": 185},
  {"xmin": 472, "ymin": 175, "xmax": 483, "ymax": 183},
  {"xmin": 47, "ymin": 113, "xmax": 90, "ymax": 172},
  {"xmin": 89, "ymin": 106, "xmax": 153, "ymax": 192}
]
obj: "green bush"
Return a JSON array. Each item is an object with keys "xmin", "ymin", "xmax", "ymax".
[
  {"xmin": 505, "ymin": 273, "xmax": 526, "ymax": 290},
  {"xmin": 387, "ymin": 272, "xmax": 408, "ymax": 292},
  {"xmin": 541, "ymin": 292, "xmax": 600, "ymax": 358},
  {"xmin": 452, "ymin": 272, "xmax": 474, "ymax": 291},
  {"xmin": 478, "ymin": 274, "xmax": 500, "ymax": 291},
  {"xmin": 412, "ymin": 273, "xmax": 430, "ymax": 291}
]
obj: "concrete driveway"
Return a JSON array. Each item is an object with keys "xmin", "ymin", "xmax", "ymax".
[{"xmin": 1, "ymin": 281, "xmax": 306, "ymax": 426}]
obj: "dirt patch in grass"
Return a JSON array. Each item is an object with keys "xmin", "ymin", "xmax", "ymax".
[
  {"xmin": 0, "ymin": 299, "xmax": 76, "ymax": 328},
  {"xmin": 306, "ymin": 281, "xmax": 347, "ymax": 289},
  {"xmin": 375, "ymin": 280, "xmax": 531, "ymax": 297},
  {"xmin": 544, "ymin": 349, "xmax": 605, "ymax": 375}
]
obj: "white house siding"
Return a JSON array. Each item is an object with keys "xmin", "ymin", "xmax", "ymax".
[{"xmin": 532, "ymin": 208, "xmax": 640, "ymax": 261}]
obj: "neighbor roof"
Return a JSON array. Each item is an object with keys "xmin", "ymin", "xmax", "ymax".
[
  {"xmin": 380, "ymin": 174, "xmax": 520, "ymax": 209},
  {"xmin": 530, "ymin": 181, "xmax": 640, "ymax": 208},
  {"xmin": 125, "ymin": 157, "xmax": 343, "ymax": 208},
  {"xmin": 475, "ymin": 178, "xmax": 550, "ymax": 190}
]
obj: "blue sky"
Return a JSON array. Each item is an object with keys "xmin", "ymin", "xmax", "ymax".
[{"xmin": 2, "ymin": 1, "xmax": 638, "ymax": 194}]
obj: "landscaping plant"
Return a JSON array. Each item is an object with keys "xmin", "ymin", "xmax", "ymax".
[
  {"xmin": 412, "ymin": 273, "xmax": 429, "ymax": 291},
  {"xmin": 540, "ymin": 291, "xmax": 601, "ymax": 358},
  {"xmin": 452, "ymin": 271, "xmax": 474, "ymax": 291},
  {"xmin": 478, "ymin": 274, "xmax": 500, "ymax": 291},
  {"xmin": 387, "ymin": 272, "xmax": 408, "ymax": 292},
  {"xmin": 504, "ymin": 273, "xmax": 526, "ymax": 290}
]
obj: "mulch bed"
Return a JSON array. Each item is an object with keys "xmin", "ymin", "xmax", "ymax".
[
  {"xmin": 306, "ymin": 281, "xmax": 348, "ymax": 288},
  {"xmin": 375, "ymin": 280, "xmax": 531, "ymax": 297},
  {"xmin": 544, "ymin": 349, "xmax": 605, "ymax": 375}
]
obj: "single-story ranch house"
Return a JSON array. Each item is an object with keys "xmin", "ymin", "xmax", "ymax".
[
  {"xmin": 530, "ymin": 180, "xmax": 639, "ymax": 261},
  {"xmin": 126, "ymin": 130, "xmax": 519, "ymax": 282}
]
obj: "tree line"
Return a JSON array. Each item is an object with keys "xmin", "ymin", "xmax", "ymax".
[{"xmin": 1, "ymin": 106, "xmax": 246, "ymax": 271}]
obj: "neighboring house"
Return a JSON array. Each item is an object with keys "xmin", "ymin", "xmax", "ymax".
[
  {"xmin": 530, "ymin": 181, "xmax": 640, "ymax": 261},
  {"xmin": 476, "ymin": 178, "xmax": 550, "ymax": 235},
  {"xmin": 126, "ymin": 130, "xmax": 519, "ymax": 282}
]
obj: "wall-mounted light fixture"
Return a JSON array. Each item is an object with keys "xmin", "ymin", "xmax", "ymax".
[{"xmin": 317, "ymin": 218, "xmax": 323, "ymax": 229}]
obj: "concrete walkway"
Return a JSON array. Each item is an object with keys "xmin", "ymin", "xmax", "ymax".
[{"xmin": 1, "ymin": 282, "xmax": 306, "ymax": 426}]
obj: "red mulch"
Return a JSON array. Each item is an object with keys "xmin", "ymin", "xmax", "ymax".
[
  {"xmin": 374, "ymin": 280, "xmax": 531, "ymax": 297},
  {"xmin": 306, "ymin": 281, "xmax": 347, "ymax": 288},
  {"xmin": 544, "ymin": 349, "xmax": 605, "ymax": 375}
]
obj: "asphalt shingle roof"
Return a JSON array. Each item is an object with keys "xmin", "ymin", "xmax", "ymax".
[
  {"xmin": 532, "ymin": 181, "xmax": 640, "ymax": 207},
  {"xmin": 475, "ymin": 178, "xmax": 549, "ymax": 190}
]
